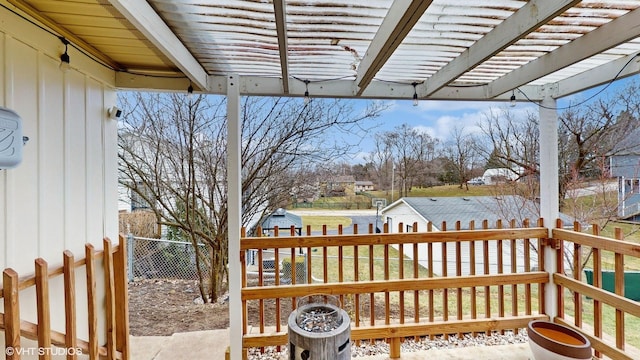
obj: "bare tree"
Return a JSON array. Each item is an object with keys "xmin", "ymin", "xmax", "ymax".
[
  {"xmin": 365, "ymin": 133, "xmax": 394, "ymax": 192},
  {"xmin": 118, "ymin": 92, "xmax": 384, "ymax": 301},
  {"xmin": 442, "ymin": 126, "xmax": 482, "ymax": 189},
  {"xmin": 478, "ymin": 107, "xmax": 539, "ymax": 183},
  {"xmin": 372, "ymin": 124, "xmax": 439, "ymax": 197},
  {"xmin": 479, "ymin": 81, "xmax": 640, "ymax": 214}
]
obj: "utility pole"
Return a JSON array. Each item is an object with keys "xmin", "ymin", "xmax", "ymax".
[{"xmin": 391, "ymin": 163, "xmax": 395, "ymax": 202}]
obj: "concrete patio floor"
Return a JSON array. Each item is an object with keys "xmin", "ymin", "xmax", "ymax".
[{"xmin": 129, "ymin": 329, "xmax": 535, "ymax": 359}]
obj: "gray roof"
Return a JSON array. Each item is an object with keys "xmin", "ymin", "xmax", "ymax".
[
  {"xmin": 260, "ymin": 208, "xmax": 302, "ymax": 230},
  {"xmin": 389, "ymin": 196, "xmax": 573, "ymax": 230}
]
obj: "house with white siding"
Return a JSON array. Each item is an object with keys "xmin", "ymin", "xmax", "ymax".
[{"xmin": 382, "ymin": 196, "xmax": 572, "ymax": 276}]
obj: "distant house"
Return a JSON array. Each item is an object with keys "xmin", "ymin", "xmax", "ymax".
[
  {"xmin": 609, "ymin": 129, "xmax": 640, "ymax": 220},
  {"xmin": 382, "ymin": 196, "xmax": 573, "ymax": 275},
  {"xmin": 320, "ymin": 175, "xmax": 356, "ymax": 196},
  {"xmin": 482, "ymin": 168, "xmax": 519, "ymax": 185},
  {"xmin": 355, "ymin": 180, "xmax": 375, "ymax": 192}
]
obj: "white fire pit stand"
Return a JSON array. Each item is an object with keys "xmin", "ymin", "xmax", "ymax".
[{"xmin": 288, "ymin": 294, "xmax": 350, "ymax": 360}]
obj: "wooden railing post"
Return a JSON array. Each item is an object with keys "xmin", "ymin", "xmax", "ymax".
[
  {"xmin": 103, "ymin": 238, "xmax": 117, "ymax": 360},
  {"xmin": 63, "ymin": 250, "xmax": 78, "ymax": 360},
  {"xmin": 85, "ymin": 244, "xmax": 99, "ymax": 360},
  {"xmin": 4, "ymin": 268, "xmax": 21, "ymax": 360},
  {"xmin": 35, "ymin": 258, "xmax": 52, "ymax": 360},
  {"xmin": 114, "ymin": 234, "xmax": 131, "ymax": 360}
]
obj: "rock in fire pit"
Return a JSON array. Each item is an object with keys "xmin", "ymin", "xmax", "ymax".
[{"xmin": 288, "ymin": 294, "xmax": 350, "ymax": 360}]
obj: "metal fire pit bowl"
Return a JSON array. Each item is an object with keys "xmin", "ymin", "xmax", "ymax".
[{"xmin": 288, "ymin": 294, "xmax": 350, "ymax": 360}]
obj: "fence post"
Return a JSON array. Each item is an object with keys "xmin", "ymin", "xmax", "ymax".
[{"xmin": 127, "ymin": 233, "xmax": 134, "ymax": 282}]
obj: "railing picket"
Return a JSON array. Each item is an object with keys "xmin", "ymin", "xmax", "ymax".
[
  {"xmin": 441, "ymin": 221, "xmax": 449, "ymax": 325},
  {"xmin": 369, "ymin": 224, "xmax": 375, "ymax": 328},
  {"xmin": 510, "ymin": 219, "xmax": 518, "ymax": 333},
  {"xmin": 63, "ymin": 250, "xmax": 78, "ymax": 360},
  {"xmin": 592, "ymin": 224, "xmax": 602, "ymax": 358},
  {"xmin": 103, "ymin": 238, "xmax": 116, "ymax": 360},
  {"xmin": 306, "ymin": 225, "xmax": 312, "ymax": 284},
  {"xmin": 555, "ymin": 219, "xmax": 564, "ymax": 320},
  {"xmin": 85, "ymin": 244, "xmax": 99, "ymax": 360},
  {"xmin": 241, "ymin": 228, "xmax": 248, "ymax": 336},
  {"xmin": 523, "ymin": 219, "xmax": 532, "ymax": 316},
  {"xmin": 35, "ymin": 258, "xmax": 52, "ymax": 360},
  {"xmin": 257, "ymin": 244, "xmax": 264, "ymax": 340},
  {"xmin": 274, "ymin": 227, "xmax": 281, "ymax": 352},
  {"xmin": 496, "ymin": 220, "xmax": 504, "ymax": 334},
  {"xmin": 482, "ymin": 219, "xmax": 490, "ymax": 334},
  {"xmin": 413, "ymin": 222, "xmax": 420, "ymax": 341},
  {"xmin": 353, "ymin": 224, "xmax": 360, "ymax": 346},
  {"xmin": 615, "ymin": 228, "xmax": 625, "ymax": 350},
  {"xmin": 3, "ymin": 268, "xmax": 20, "ymax": 360},
  {"xmin": 384, "ymin": 225, "xmax": 393, "ymax": 327},
  {"xmin": 338, "ymin": 224, "xmax": 344, "ymax": 309},
  {"xmin": 573, "ymin": 222, "xmax": 582, "ymax": 328},
  {"xmin": 455, "ymin": 221, "xmax": 463, "ymax": 337},
  {"xmin": 469, "ymin": 220, "xmax": 477, "ymax": 336},
  {"xmin": 114, "ymin": 235, "xmax": 130, "ymax": 360},
  {"xmin": 427, "ymin": 222, "xmax": 434, "ymax": 339},
  {"xmin": 323, "ymin": 225, "xmax": 328, "ymax": 284},
  {"xmin": 537, "ymin": 218, "xmax": 546, "ymax": 315}
]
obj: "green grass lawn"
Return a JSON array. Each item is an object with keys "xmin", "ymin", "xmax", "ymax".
[
  {"xmin": 301, "ymin": 215, "xmax": 352, "ymax": 232},
  {"xmin": 367, "ymin": 184, "xmax": 499, "ymax": 199}
]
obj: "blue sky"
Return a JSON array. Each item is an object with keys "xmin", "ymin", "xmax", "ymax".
[{"xmin": 346, "ymin": 76, "xmax": 636, "ymax": 164}]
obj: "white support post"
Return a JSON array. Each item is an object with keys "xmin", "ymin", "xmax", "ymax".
[
  {"xmin": 539, "ymin": 94, "xmax": 559, "ymax": 320},
  {"xmin": 226, "ymin": 74, "xmax": 243, "ymax": 360}
]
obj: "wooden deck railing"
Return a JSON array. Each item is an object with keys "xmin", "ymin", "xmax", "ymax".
[
  {"xmin": 553, "ymin": 221, "xmax": 640, "ymax": 360},
  {"xmin": 1, "ymin": 236, "xmax": 130, "ymax": 360},
  {"xmin": 240, "ymin": 219, "xmax": 550, "ymax": 358}
]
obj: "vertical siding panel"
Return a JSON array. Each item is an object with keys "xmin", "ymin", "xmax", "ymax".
[
  {"xmin": 38, "ymin": 52, "xmax": 65, "ymax": 258},
  {"xmin": 103, "ymin": 90, "xmax": 118, "ymax": 240},
  {"xmin": 2, "ymin": 35, "xmax": 16, "ymax": 273},
  {"xmin": 85, "ymin": 79, "xmax": 104, "ymax": 250},
  {"xmin": 64, "ymin": 72, "xmax": 87, "ymax": 250},
  {"xmin": 8, "ymin": 39, "xmax": 39, "ymax": 273},
  {"xmin": 0, "ymin": 33, "xmax": 6, "ymax": 271}
]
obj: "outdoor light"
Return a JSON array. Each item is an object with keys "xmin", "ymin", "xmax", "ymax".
[
  {"xmin": 303, "ymin": 80, "xmax": 310, "ymax": 105},
  {"xmin": 187, "ymin": 84, "xmax": 194, "ymax": 99},
  {"xmin": 510, "ymin": 90, "xmax": 516, "ymax": 107},
  {"xmin": 59, "ymin": 37, "xmax": 70, "ymax": 73},
  {"xmin": 412, "ymin": 82, "xmax": 419, "ymax": 107}
]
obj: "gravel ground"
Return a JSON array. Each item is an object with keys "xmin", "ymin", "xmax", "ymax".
[{"xmin": 248, "ymin": 330, "xmax": 529, "ymax": 359}]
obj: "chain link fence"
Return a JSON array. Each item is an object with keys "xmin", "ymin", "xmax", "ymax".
[{"xmin": 127, "ymin": 235, "xmax": 211, "ymax": 282}]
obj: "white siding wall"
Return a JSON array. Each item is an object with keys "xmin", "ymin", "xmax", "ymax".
[
  {"xmin": 383, "ymin": 202, "xmax": 429, "ymax": 233},
  {"xmin": 0, "ymin": 5, "xmax": 117, "ymax": 347}
]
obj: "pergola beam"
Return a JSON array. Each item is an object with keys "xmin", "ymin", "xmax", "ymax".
[
  {"xmin": 196, "ymin": 75, "xmax": 546, "ymax": 101},
  {"xmin": 486, "ymin": 6, "xmax": 640, "ymax": 99},
  {"xmin": 273, "ymin": 0, "xmax": 290, "ymax": 94},
  {"xmin": 553, "ymin": 52, "xmax": 640, "ymax": 99},
  {"xmin": 355, "ymin": 0, "xmax": 433, "ymax": 95},
  {"xmin": 421, "ymin": 0, "xmax": 580, "ymax": 97},
  {"xmin": 108, "ymin": 0, "xmax": 208, "ymax": 91}
]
